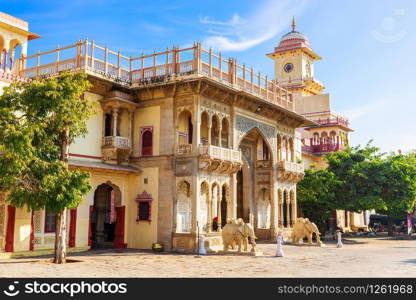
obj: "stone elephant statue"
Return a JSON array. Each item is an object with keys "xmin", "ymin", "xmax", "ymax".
[
  {"xmin": 221, "ymin": 218, "xmax": 257, "ymax": 253},
  {"xmin": 291, "ymin": 218, "xmax": 322, "ymax": 246}
]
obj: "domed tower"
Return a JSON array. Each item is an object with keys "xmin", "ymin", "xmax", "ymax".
[{"xmin": 267, "ymin": 17, "xmax": 324, "ymax": 96}]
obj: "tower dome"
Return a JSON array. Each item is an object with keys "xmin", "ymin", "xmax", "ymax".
[{"xmin": 274, "ymin": 17, "xmax": 312, "ymax": 53}]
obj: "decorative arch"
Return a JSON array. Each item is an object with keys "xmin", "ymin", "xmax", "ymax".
[
  {"xmin": 140, "ymin": 126, "xmax": 153, "ymax": 156},
  {"xmin": 238, "ymin": 127, "xmax": 275, "ymax": 163},
  {"xmin": 200, "ymin": 111, "xmax": 209, "ymax": 144},
  {"xmin": 221, "ymin": 117, "xmax": 230, "ymax": 148},
  {"xmin": 177, "ymin": 109, "xmax": 193, "ymax": 145},
  {"xmin": 235, "ymin": 114, "xmax": 276, "ymax": 160},
  {"xmin": 210, "ymin": 182, "xmax": 221, "ymax": 231},
  {"xmin": 176, "ymin": 180, "xmax": 191, "ymax": 233},
  {"xmin": 9, "ymin": 39, "xmax": 22, "ymax": 70},
  {"xmin": 211, "ymin": 114, "xmax": 220, "ymax": 146},
  {"xmin": 199, "ymin": 181, "xmax": 210, "ymax": 231}
]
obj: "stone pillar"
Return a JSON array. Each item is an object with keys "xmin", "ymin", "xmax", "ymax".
[
  {"xmin": 191, "ymin": 177, "xmax": 199, "ymax": 234},
  {"xmin": 230, "ymin": 173, "xmax": 237, "ymax": 219},
  {"xmin": 112, "ymin": 107, "xmax": 119, "ymax": 137},
  {"xmin": 285, "ymin": 200, "xmax": 291, "ymax": 228},
  {"xmin": 207, "ymin": 123, "xmax": 212, "ymax": 145},
  {"xmin": 217, "ymin": 198, "xmax": 222, "ymax": 232},
  {"xmin": 207, "ymin": 199, "xmax": 212, "ymax": 233},
  {"xmin": 128, "ymin": 109, "xmax": 134, "ymax": 142},
  {"xmin": 292, "ymin": 188, "xmax": 297, "ymax": 225},
  {"xmin": 218, "ymin": 125, "xmax": 222, "ymax": 148},
  {"xmin": 279, "ymin": 201, "xmax": 284, "ymax": 227}
]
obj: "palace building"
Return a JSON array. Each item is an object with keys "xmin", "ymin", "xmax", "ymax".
[{"xmin": 0, "ymin": 12, "xmax": 362, "ymax": 254}]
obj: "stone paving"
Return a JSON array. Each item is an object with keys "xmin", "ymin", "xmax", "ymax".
[{"xmin": 1, "ymin": 236, "xmax": 415, "ymax": 277}]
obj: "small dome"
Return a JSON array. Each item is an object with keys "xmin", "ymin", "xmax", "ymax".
[{"xmin": 279, "ymin": 30, "xmax": 310, "ymax": 47}]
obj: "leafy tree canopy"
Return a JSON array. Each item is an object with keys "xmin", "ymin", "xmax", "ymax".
[{"xmin": 0, "ymin": 71, "xmax": 93, "ymax": 213}]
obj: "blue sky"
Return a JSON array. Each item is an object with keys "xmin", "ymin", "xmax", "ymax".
[{"xmin": 4, "ymin": 0, "xmax": 415, "ymax": 152}]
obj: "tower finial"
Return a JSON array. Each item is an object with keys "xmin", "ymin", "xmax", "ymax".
[{"xmin": 291, "ymin": 16, "xmax": 296, "ymax": 32}]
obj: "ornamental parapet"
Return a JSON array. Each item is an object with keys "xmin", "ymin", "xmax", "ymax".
[
  {"xmin": 101, "ymin": 136, "xmax": 131, "ymax": 162},
  {"xmin": 198, "ymin": 144, "xmax": 241, "ymax": 174},
  {"xmin": 276, "ymin": 160, "xmax": 304, "ymax": 183}
]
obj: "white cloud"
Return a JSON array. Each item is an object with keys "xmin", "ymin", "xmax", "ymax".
[{"xmin": 200, "ymin": 0, "xmax": 308, "ymax": 51}]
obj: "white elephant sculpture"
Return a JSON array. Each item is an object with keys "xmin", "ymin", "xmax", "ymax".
[
  {"xmin": 291, "ymin": 218, "xmax": 322, "ymax": 246},
  {"xmin": 221, "ymin": 218, "xmax": 257, "ymax": 253}
]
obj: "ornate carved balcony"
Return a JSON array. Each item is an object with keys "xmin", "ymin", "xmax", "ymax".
[
  {"xmin": 276, "ymin": 160, "xmax": 304, "ymax": 183},
  {"xmin": 199, "ymin": 144, "xmax": 242, "ymax": 174},
  {"xmin": 101, "ymin": 136, "xmax": 131, "ymax": 161},
  {"xmin": 177, "ymin": 144, "xmax": 193, "ymax": 155}
]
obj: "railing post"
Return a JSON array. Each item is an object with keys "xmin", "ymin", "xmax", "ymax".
[
  {"xmin": 176, "ymin": 47, "xmax": 181, "ymax": 74},
  {"xmin": 117, "ymin": 49, "xmax": 121, "ymax": 78},
  {"xmin": 165, "ymin": 47, "xmax": 169, "ymax": 75},
  {"xmin": 104, "ymin": 45, "xmax": 108, "ymax": 74},
  {"xmin": 208, "ymin": 48, "xmax": 212, "ymax": 77},
  {"xmin": 250, "ymin": 67, "xmax": 253, "ymax": 92},
  {"xmin": 258, "ymin": 71, "xmax": 261, "ymax": 89},
  {"xmin": 219, "ymin": 52, "xmax": 222, "ymax": 81},
  {"xmin": 153, "ymin": 50, "xmax": 156, "ymax": 77},
  {"xmin": 84, "ymin": 38, "xmax": 88, "ymax": 69},
  {"xmin": 140, "ymin": 52, "xmax": 144, "ymax": 79},
  {"xmin": 129, "ymin": 56, "xmax": 132, "ymax": 82},
  {"xmin": 242, "ymin": 64, "xmax": 246, "ymax": 90},
  {"xmin": 76, "ymin": 39, "xmax": 81, "ymax": 68},
  {"xmin": 265, "ymin": 75, "xmax": 268, "ymax": 100},
  {"xmin": 90, "ymin": 39, "xmax": 95, "ymax": 69},
  {"xmin": 55, "ymin": 45, "xmax": 60, "ymax": 73},
  {"xmin": 36, "ymin": 49, "xmax": 40, "ymax": 79}
]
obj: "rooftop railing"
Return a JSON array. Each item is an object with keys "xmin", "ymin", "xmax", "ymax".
[
  {"xmin": 17, "ymin": 40, "xmax": 294, "ymax": 111},
  {"xmin": 301, "ymin": 111, "xmax": 349, "ymax": 128}
]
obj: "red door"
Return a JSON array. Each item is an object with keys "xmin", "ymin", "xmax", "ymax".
[
  {"xmin": 88, "ymin": 205, "xmax": 93, "ymax": 247},
  {"xmin": 114, "ymin": 206, "xmax": 126, "ymax": 248},
  {"xmin": 5, "ymin": 205, "xmax": 16, "ymax": 252},
  {"xmin": 69, "ymin": 208, "xmax": 77, "ymax": 248}
]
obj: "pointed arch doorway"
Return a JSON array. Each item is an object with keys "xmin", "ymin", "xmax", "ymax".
[{"xmin": 90, "ymin": 183, "xmax": 124, "ymax": 249}]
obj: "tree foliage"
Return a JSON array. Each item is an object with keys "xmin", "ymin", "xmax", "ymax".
[
  {"xmin": 298, "ymin": 143, "xmax": 416, "ymax": 231},
  {"xmin": 0, "ymin": 71, "xmax": 93, "ymax": 262}
]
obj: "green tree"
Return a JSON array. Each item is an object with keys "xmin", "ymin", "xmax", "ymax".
[
  {"xmin": 378, "ymin": 152, "xmax": 416, "ymax": 234},
  {"xmin": 0, "ymin": 71, "xmax": 93, "ymax": 263},
  {"xmin": 297, "ymin": 165, "xmax": 338, "ymax": 232},
  {"xmin": 325, "ymin": 143, "xmax": 385, "ymax": 212}
]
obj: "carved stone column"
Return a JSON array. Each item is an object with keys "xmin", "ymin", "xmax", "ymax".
[
  {"xmin": 285, "ymin": 199, "xmax": 291, "ymax": 228},
  {"xmin": 217, "ymin": 199, "xmax": 222, "ymax": 232},
  {"xmin": 112, "ymin": 107, "xmax": 119, "ymax": 137},
  {"xmin": 207, "ymin": 199, "xmax": 212, "ymax": 233},
  {"xmin": 279, "ymin": 201, "xmax": 284, "ymax": 227},
  {"xmin": 128, "ymin": 109, "xmax": 134, "ymax": 147},
  {"xmin": 207, "ymin": 123, "xmax": 212, "ymax": 145},
  {"xmin": 218, "ymin": 125, "xmax": 222, "ymax": 148}
]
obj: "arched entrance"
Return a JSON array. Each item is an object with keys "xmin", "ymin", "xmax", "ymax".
[
  {"xmin": 91, "ymin": 183, "xmax": 122, "ymax": 249},
  {"xmin": 236, "ymin": 128, "xmax": 273, "ymax": 227}
]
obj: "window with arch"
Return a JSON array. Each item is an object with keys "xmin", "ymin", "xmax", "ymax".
[
  {"xmin": 140, "ymin": 126, "xmax": 153, "ymax": 156},
  {"xmin": 136, "ymin": 191, "xmax": 153, "ymax": 222}
]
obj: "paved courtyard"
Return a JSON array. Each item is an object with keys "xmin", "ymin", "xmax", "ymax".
[{"xmin": 1, "ymin": 236, "xmax": 415, "ymax": 277}]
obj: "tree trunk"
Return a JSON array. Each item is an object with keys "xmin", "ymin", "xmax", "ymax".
[
  {"xmin": 387, "ymin": 216, "xmax": 394, "ymax": 236},
  {"xmin": 54, "ymin": 124, "xmax": 70, "ymax": 264},
  {"xmin": 54, "ymin": 209, "xmax": 67, "ymax": 264}
]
